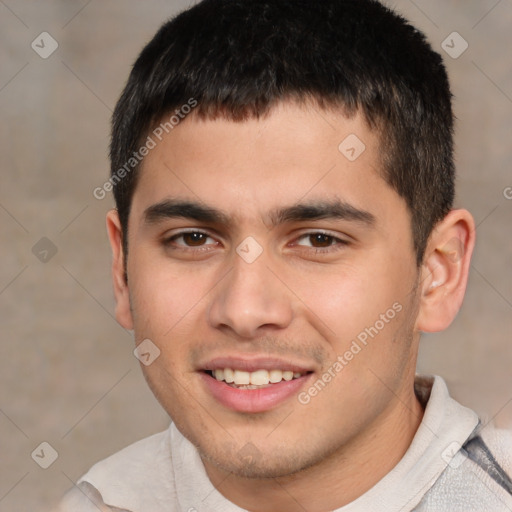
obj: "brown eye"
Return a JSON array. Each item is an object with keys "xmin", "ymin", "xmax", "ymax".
[
  {"xmin": 165, "ymin": 231, "xmax": 216, "ymax": 249},
  {"xmin": 308, "ymin": 233, "xmax": 335, "ymax": 248},
  {"xmin": 293, "ymin": 231, "xmax": 349, "ymax": 253},
  {"xmin": 181, "ymin": 232, "xmax": 208, "ymax": 246}
]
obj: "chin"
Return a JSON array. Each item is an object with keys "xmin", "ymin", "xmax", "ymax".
[{"xmin": 198, "ymin": 440, "xmax": 325, "ymax": 480}]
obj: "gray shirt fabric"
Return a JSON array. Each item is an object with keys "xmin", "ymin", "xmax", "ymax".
[{"xmin": 55, "ymin": 375, "xmax": 512, "ymax": 511}]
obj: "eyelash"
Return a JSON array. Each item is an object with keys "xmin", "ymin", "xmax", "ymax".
[{"xmin": 163, "ymin": 230, "xmax": 349, "ymax": 254}]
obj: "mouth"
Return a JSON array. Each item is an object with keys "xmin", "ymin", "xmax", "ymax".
[
  {"xmin": 204, "ymin": 368, "xmax": 307, "ymax": 389},
  {"xmin": 199, "ymin": 358, "xmax": 314, "ymax": 413}
]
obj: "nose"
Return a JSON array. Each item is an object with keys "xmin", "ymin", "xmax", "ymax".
[{"xmin": 207, "ymin": 247, "xmax": 294, "ymax": 339}]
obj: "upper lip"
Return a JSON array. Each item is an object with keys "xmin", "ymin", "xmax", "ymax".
[{"xmin": 200, "ymin": 356, "xmax": 315, "ymax": 374}]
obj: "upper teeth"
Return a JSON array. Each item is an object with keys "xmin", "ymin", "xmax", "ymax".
[{"xmin": 213, "ymin": 369, "xmax": 303, "ymax": 386}]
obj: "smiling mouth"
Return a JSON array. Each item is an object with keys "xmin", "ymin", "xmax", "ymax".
[{"xmin": 204, "ymin": 368, "xmax": 311, "ymax": 389}]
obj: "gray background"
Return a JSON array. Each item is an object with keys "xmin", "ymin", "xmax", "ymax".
[{"xmin": 0, "ymin": 1, "xmax": 511, "ymax": 510}]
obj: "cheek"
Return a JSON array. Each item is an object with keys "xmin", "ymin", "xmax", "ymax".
[
  {"xmin": 128, "ymin": 255, "xmax": 210, "ymax": 334},
  {"xmin": 130, "ymin": 265, "xmax": 205, "ymax": 409},
  {"xmin": 294, "ymin": 265, "xmax": 404, "ymax": 348}
]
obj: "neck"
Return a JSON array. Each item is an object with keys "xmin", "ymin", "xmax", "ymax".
[{"xmin": 203, "ymin": 380, "xmax": 424, "ymax": 512}]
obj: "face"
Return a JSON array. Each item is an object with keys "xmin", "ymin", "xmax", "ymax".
[{"xmin": 114, "ymin": 101, "xmax": 422, "ymax": 479}]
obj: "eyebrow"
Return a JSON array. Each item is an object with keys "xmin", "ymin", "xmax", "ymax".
[{"xmin": 143, "ymin": 198, "xmax": 376, "ymax": 228}]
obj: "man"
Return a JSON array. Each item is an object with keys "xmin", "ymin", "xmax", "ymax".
[{"xmin": 58, "ymin": 0, "xmax": 512, "ymax": 510}]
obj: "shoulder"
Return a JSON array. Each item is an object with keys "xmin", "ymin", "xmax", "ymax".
[
  {"xmin": 415, "ymin": 424, "xmax": 512, "ymax": 511},
  {"xmin": 54, "ymin": 481, "xmax": 130, "ymax": 512},
  {"xmin": 478, "ymin": 425, "xmax": 512, "ymax": 475},
  {"xmin": 74, "ymin": 427, "xmax": 178, "ymax": 512}
]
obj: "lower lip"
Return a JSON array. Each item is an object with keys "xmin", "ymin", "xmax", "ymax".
[{"xmin": 200, "ymin": 372, "xmax": 312, "ymax": 413}]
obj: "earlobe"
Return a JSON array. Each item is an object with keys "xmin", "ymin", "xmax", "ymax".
[
  {"xmin": 416, "ymin": 209, "xmax": 476, "ymax": 333},
  {"xmin": 106, "ymin": 209, "xmax": 134, "ymax": 330}
]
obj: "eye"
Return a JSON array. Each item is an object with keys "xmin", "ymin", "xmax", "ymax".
[
  {"xmin": 293, "ymin": 232, "xmax": 349, "ymax": 252},
  {"xmin": 164, "ymin": 230, "xmax": 218, "ymax": 249}
]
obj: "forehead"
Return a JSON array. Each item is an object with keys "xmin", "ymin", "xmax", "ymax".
[{"xmin": 130, "ymin": 101, "xmax": 405, "ymax": 229}]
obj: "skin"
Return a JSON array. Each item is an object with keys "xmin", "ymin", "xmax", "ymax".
[{"xmin": 106, "ymin": 100, "xmax": 475, "ymax": 511}]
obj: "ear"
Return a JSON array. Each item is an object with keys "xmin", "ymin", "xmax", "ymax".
[
  {"xmin": 415, "ymin": 209, "xmax": 476, "ymax": 333},
  {"xmin": 106, "ymin": 209, "xmax": 134, "ymax": 330}
]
